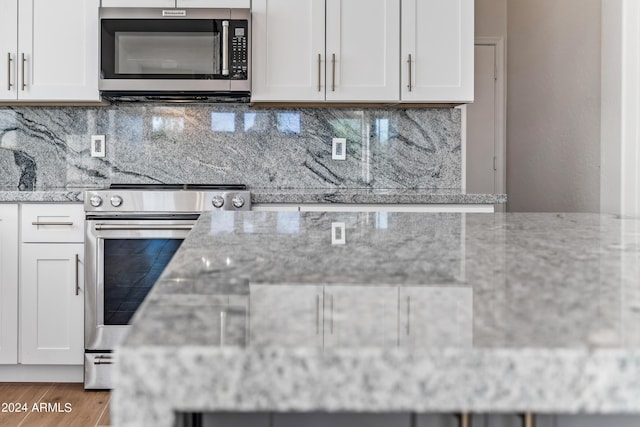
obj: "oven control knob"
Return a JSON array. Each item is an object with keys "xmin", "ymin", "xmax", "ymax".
[
  {"xmin": 232, "ymin": 194, "xmax": 245, "ymax": 209},
  {"xmin": 89, "ymin": 195, "xmax": 103, "ymax": 208},
  {"xmin": 211, "ymin": 196, "xmax": 225, "ymax": 208},
  {"xmin": 110, "ymin": 195, "xmax": 123, "ymax": 208}
]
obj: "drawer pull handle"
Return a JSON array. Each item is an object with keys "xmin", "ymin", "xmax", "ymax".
[
  {"xmin": 331, "ymin": 53, "xmax": 336, "ymax": 92},
  {"xmin": 20, "ymin": 53, "xmax": 25, "ymax": 91},
  {"xmin": 407, "ymin": 54, "xmax": 413, "ymax": 91},
  {"xmin": 94, "ymin": 355, "xmax": 113, "ymax": 365},
  {"xmin": 32, "ymin": 221, "xmax": 73, "ymax": 226},
  {"xmin": 6, "ymin": 53, "xmax": 12, "ymax": 91},
  {"xmin": 75, "ymin": 254, "xmax": 80, "ymax": 296}
]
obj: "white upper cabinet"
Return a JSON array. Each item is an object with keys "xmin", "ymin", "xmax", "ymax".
[
  {"xmin": 401, "ymin": 0, "xmax": 474, "ymax": 102},
  {"xmin": 252, "ymin": 0, "xmax": 399, "ymax": 102},
  {"xmin": 253, "ymin": 0, "xmax": 471, "ymax": 103},
  {"xmin": 251, "ymin": 0, "xmax": 325, "ymax": 102},
  {"xmin": 0, "ymin": 0, "xmax": 99, "ymax": 102},
  {"xmin": 323, "ymin": 285, "xmax": 398, "ymax": 348},
  {"xmin": 0, "ymin": 0, "xmax": 19, "ymax": 101},
  {"xmin": 326, "ymin": 0, "xmax": 400, "ymax": 102}
]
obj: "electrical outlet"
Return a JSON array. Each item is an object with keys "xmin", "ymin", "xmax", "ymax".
[
  {"xmin": 91, "ymin": 135, "xmax": 106, "ymax": 158},
  {"xmin": 331, "ymin": 222, "xmax": 346, "ymax": 245},
  {"xmin": 332, "ymin": 138, "xmax": 346, "ymax": 160}
]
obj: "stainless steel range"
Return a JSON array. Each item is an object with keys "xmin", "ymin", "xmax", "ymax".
[{"xmin": 84, "ymin": 184, "xmax": 251, "ymax": 389}]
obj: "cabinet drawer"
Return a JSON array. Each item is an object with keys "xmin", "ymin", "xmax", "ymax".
[{"xmin": 21, "ymin": 204, "xmax": 84, "ymax": 243}]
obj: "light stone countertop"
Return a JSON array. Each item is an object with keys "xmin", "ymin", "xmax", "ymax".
[
  {"xmin": 0, "ymin": 190, "xmax": 84, "ymax": 203},
  {"xmin": 0, "ymin": 188, "xmax": 505, "ymax": 205},
  {"xmin": 112, "ymin": 211, "xmax": 640, "ymax": 426},
  {"xmin": 250, "ymin": 188, "xmax": 506, "ymax": 205}
]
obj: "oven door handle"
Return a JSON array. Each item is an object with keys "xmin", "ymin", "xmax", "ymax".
[{"xmin": 94, "ymin": 224, "xmax": 193, "ymax": 231}]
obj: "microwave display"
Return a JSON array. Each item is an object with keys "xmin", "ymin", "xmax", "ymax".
[{"xmin": 101, "ymin": 18, "xmax": 248, "ymax": 80}]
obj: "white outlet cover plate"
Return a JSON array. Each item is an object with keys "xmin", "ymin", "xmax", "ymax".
[
  {"xmin": 332, "ymin": 138, "xmax": 347, "ymax": 160},
  {"xmin": 331, "ymin": 222, "xmax": 346, "ymax": 245},
  {"xmin": 91, "ymin": 135, "xmax": 106, "ymax": 158}
]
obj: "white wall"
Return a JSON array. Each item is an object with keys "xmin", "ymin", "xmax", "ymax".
[
  {"xmin": 475, "ymin": 0, "xmax": 507, "ymax": 38},
  {"xmin": 507, "ymin": 0, "xmax": 601, "ymax": 212}
]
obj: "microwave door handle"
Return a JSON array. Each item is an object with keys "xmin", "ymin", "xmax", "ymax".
[{"xmin": 222, "ymin": 20, "xmax": 229, "ymax": 76}]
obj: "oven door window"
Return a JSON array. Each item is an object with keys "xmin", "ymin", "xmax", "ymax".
[
  {"xmin": 103, "ymin": 238, "xmax": 182, "ymax": 325},
  {"xmin": 101, "ymin": 19, "xmax": 222, "ymax": 79}
]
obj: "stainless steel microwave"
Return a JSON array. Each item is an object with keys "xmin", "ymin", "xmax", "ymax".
[{"xmin": 99, "ymin": 8, "xmax": 250, "ymax": 101}]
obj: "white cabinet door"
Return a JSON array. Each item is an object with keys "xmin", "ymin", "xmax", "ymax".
[
  {"xmin": 17, "ymin": 0, "xmax": 99, "ymax": 101},
  {"xmin": 250, "ymin": 285, "xmax": 323, "ymax": 347},
  {"xmin": 0, "ymin": 0, "xmax": 18, "ymax": 101},
  {"xmin": 399, "ymin": 286, "xmax": 473, "ymax": 349},
  {"xmin": 401, "ymin": 0, "xmax": 474, "ymax": 102},
  {"xmin": 0, "ymin": 205, "xmax": 19, "ymax": 364},
  {"xmin": 251, "ymin": 0, "xmax": 325, "ymax": 102},
  {"xmin": 21, "ymin": 244, "xmax": 84, "ymax": 365},
  {"xmin": 326, "ymin": 0, "xmax": 400, "ymax": 101},
  {"xmin": 323, "ymin": 285, "xmax": 397, "ymax": 348}
]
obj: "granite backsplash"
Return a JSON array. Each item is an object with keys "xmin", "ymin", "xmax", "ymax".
[{"xmin": 0, "ymin": 105, "xmax": 461, "ymax": 191}]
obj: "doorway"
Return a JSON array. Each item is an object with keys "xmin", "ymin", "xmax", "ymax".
[{"xmin": 465, "ymin": 38, "xmax": 506, "ymax": 201}]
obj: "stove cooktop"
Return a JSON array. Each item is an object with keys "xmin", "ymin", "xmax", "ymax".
[{"xmin": 86, "ymin": 184, "xmax": 251, "ymax": 212}]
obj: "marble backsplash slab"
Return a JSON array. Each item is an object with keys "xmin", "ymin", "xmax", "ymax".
[{"xmin": 0, "ymin": 105, "xmax": 461, "ymax": 191}]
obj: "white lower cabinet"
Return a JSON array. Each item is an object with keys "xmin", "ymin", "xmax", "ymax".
[
  {"xmin": 0, "ymin": 205, "xmax": 19, "ymax": 364},
  {"xmin": 20, "ymin": 244, "xmax": 84, "ymax": 364}
]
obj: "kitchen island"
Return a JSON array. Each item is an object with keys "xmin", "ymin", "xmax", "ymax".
[{"xmin": 112, "ymin": 211, "xmax": 640, "ymax": 426}]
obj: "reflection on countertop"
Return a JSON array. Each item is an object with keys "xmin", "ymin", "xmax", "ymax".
[{"xmin": 114, "ymin": 212, "xmax": 640, "ymax": 425}]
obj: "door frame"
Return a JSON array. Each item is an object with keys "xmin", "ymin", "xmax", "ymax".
[{"xmin": 466, "ymin": 37, "xmax": 507, "ymax": 197}]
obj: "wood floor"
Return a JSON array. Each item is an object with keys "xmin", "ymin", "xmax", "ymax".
[{"xmin": 0, "ymin": 383, "xmax": 110, "ymax": 427}]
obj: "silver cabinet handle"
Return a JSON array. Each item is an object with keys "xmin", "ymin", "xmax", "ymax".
[
  {"xmin": 75, "ymin": 254, "xmax": 80, "ymax": 296},
  {"xmin": 222, "ymin": 20, "xmax": 229, "ymax": 76},
  {"xmin": 32, "ymin": 221, "xmax": 73, "ymax": 226},
  {"xmin": 94, "ymin": 355, "xmax": 114, "ymax": 365},
  {"xmin": 95, "ymin": 224, "xmax": 193, "ymax": 231},
  {"xmin": 331, "ymin": 53, "xmax": 336, "ymax": 92},
  {"xmin": 20, "ymin": 53, "xmax": 25, "ymax": 91},
  {"xmin": 407, "ymin": 54, "xmax": 413, "ymax": 92},
  {"xmin": 317, "ymin": 54, "xmax": 322, "ymax": 92},
  {"xmin": 6, "ymin": 53, "xmax": 11, "ymax": 91}
]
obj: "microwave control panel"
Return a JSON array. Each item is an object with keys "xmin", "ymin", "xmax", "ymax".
[{"xmin": 230, "ymin": 21, "xmax": 248, "ymax": 80}]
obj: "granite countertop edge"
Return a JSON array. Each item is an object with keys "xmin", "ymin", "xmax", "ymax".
[{"xmin": 0, "ymin": 189, "xmax": 506, "ymax": 205}]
